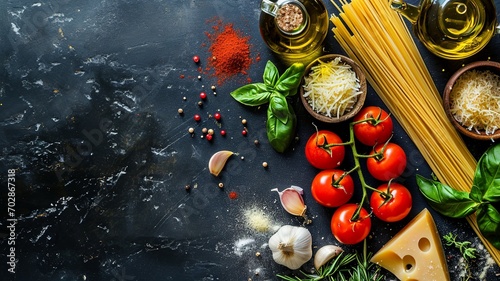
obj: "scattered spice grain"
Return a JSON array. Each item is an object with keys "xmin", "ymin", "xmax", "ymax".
[{"xmin": 229, "ymin": 191, "xmax": 238, "ymax": 199}]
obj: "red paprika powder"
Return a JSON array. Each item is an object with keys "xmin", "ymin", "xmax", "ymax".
[{"xmin": 205, "ymin": 18, "xmax": 255, "ymax": 85}]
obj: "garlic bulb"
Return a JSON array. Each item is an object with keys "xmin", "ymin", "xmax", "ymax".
[{"xmin": 268, "ymin": 225, "xmax": 313, "ymax": 270}]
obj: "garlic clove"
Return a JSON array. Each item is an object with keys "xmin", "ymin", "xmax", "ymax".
[
  {"xmin": 208, "ymin": 150, "xmax": 234, "ymax": 176},
  {"xmin": 271, "ymin": 186, "xmax": 307, "ymax": 217},
  {"xmin": 313, "ymin": 245, "xmax": 344, "ymax": 270}
]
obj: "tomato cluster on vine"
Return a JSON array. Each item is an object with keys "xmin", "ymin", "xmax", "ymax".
[{"xmin": 304, "ymin": 106, "xmax": 413, "ymax": 245}]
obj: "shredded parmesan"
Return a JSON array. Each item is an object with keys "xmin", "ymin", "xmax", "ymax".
[
  {"xmin": 449, "ymin": 70, "xmax": 500, "ymax": 135},
  {"xmin": 303, "ymin": 57, "xmax": 361, "ymax": 118}
]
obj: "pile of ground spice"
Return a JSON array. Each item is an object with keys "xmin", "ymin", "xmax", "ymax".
[{"xmin": 204, "ymin": 18, "xmax": 257, "ymax": 85}]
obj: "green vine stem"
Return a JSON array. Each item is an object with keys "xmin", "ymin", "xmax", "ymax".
[{"xmin": 312, "ymin": 120, "xmax": 391, "ymax": 222}]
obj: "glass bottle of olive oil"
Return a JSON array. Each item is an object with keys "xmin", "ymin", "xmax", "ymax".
[
  {"xmin": 391, "ymin": 0, "xmax": 499, "ymax": 59},
  {"xmin": 259, "ymin": 0, "xmax": 329, "ymax": 66}
]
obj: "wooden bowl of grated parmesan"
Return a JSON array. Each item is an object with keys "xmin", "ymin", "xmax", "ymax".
[
  {"xmin": 300, "ymin": 54, "xmax": 367, "ymax": 123},
  {"xmin": 443, "ymin": 60, "xmax": 500, "ymax": 140}
]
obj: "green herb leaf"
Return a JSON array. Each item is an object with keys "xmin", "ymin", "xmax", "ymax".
[
  {"xmin": 275, "ymin": 62, "xmax": 305, "ymax": 95},
  {"xmin": 269, "ymin": 94, "xmax": 290, "ymax": 124},
  {"xmin": 230, "ymin": 62, "xmax": 303, "ymax": 153},
  {"xmin": 443, "ymin": 232, "xmax": 477, "ymax": 261},
  {"xmin": 473, "ymin": 144, "xmax": 500, "ymax": 202},
  {"xmin": 263, "ymin": 60, "xmax": 279, "ymax": 87},
  {"xmin": 230, "ymin": 83, "xmax": 271, "ymax": 106},
  {"xmin": 476, "ymin": 203, "xmax": 500, "ymax": 249},
  {"xmin": 417, "ymin": 175, "xmax": 478, "ymax": 218},
  {"xmin": 267, "ymin": 101, "xmax": 296, "ymax": 153}
]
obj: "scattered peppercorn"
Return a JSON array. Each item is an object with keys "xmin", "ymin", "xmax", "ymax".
[
  {"xmin": 211, "ymin": 85, "xmax": 216, "ymax": 91},
  {"xmin": 218, "ymin": 182, "xmax": 224, "ymax": 188},
  {"xmin": 185, "ymin": 184, "xmax": 191, "ymax": 191},
  {"xmin": 188, "ymin": 127, "xmax": 195, "ymax": 134},
  {"xmin": 200, "ymin": 92, "xmax": 207, "ymax": 100},
  {"xmin": 178, "ymin": 108, "xmax": 184, "ymax": 115},
  {"xmin": 198, "ymin": 101, "xmax": 203, "ymax": 107},
  {"xmin": 220, "ymin": 130, "xmax": 226, "ymax": 136},
  {"xmin": 193, "ymin": 55, "xmax": 200, "ymax": 63},
  {"xmin": 206, "ymin": 134, "xmax": 213, "ymax": 141},
  {"xmin": 183, "ymin": 96, "xmax": 187, "ymax": 101},
  {"xmin": 242, "ymin": 129, "xmax": 247, "ymax": 136},
  {"xmin": 262, "ymin": 162, "xmax": 268, "ymax": 168},
  {"xmin": 194, "ymin": 114, "xmax": 201, "ymax": 122},
  {"xmin": 255, "ymin": 252, "xmax": 261, "ymax": 257},
  {"xmin": 254, "ymin": 139, "xmax": 259, "ymax": 145},
  {"xmin": 240, "ymin": 156, "xmax": 245, "ymax": 160},
  {"xmin": 202, "ymin": 127, "xmax": 208, "ymax": 134},
  {"xmin": 208, "ymin": 129, "xmax": 214, "ymax": 135},
  {"xmin": 197, "ymin": 75, "xmax": 202, "ymax": 80},
  {"xmin": 241, "ymin": 119, "xmax": 247, "ymax": 125},
  {"xmin": 214, "ymin": 112, "xmax": 221, "ymax": 121}
]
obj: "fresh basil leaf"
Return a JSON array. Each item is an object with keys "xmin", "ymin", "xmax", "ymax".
[
  {"xmin": 269, "ymin": 94, "xmax": 289, "ymax": 124},
  {"xmin": 470, "ymin": 185, "xmax": 483, "ymax": 202},
  {"xmin": 230, "ymin": 83, "xmax": 271, "ymax": 106},
  {"xmin": 476, "ymin": 203, "xmax": 500, "ymax": 249},
  {"xmin": 417, "ymin": 175, "xmax": 478, "ymax": 218},
  {"xmin": 263, "ymin": 60, "xmax": 279, "ymax": 87},
  {"xmin": 473, "ymin": 144, "xmax": 500, "ymax": 202},
  {"xmin": 266, "ymin": 102, "xmax": 296, "ymax": 153},
  {"xmin": 275, "ymin": 63, "xmax": 305, "ymax": 95}
]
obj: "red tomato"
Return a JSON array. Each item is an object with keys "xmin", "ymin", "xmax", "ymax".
[
  {"xmin": 367, "ymin": 142, "xmax": 407, "ymax": 181},
  {"xmin": 330, "ymin": 204, "xmax": 371, "ymax": 245},
  {"xmin": 370, "ymin": 182, "xmax": 412, "ymax": 222},
  {"xmin": 305, "ymin": 130, "xmax": 345, "ymax": 170},
  {"xmin": 311, "ymin": 170, "xmax": 354, "ymax": 208},
  {"xmin": 353, "ymin": 106, "xmax": 393, "ymax": 146}
]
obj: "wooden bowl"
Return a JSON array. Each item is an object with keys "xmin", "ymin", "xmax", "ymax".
[
  {"xmin": 300, "ymin": 54, "xmax": 367, "ymax": 123},
  {"xmin": 443, "ymin": 60, "xmax": 500, "ymax": 140}
]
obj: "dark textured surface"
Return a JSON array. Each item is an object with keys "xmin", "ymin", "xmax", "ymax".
[{"xmin": 1, "ymin": 0, "xmax": 499, "ymax": 280}]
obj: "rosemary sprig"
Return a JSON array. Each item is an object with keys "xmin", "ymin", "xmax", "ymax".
[
  {"xmin": 277, "ymin": 241, "xmax": 384, "ymax": 281},
  {"xmin": 277, "ymin": 252, "xmax": 356, "ymax": 281}
]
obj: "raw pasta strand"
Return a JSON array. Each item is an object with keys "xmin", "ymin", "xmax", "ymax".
[{"xmin": 330, "ymin": 0, "xmax": 500, "ymax": 266}]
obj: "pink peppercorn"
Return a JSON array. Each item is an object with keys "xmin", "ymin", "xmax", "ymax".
[{"xmin": 214, "ymin": 112, "xmax": 221, "ymax": 121}]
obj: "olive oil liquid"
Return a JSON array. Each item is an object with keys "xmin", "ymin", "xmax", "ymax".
[
  {"xmin": 416, "ymin": 0, "xmax": 497, "ymax": 59},
  {"xmin": 259, "ymin": 0, "xmax": 329, "ymax": 66}
]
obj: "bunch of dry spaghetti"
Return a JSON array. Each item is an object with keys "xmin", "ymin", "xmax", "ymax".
[{"xmin": 330, "ymin": 0, "xmax": 500, "ymax": 265}]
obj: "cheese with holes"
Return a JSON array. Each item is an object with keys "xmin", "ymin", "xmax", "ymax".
[{"xmin": 370, "ymin": 208, "xmax": 450, "ymax": 281}]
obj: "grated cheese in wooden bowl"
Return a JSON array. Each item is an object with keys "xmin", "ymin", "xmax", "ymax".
[
  {"xmin": 302, "ymin": 57, "xmax": 362, "ymax": 119},
  {"xmin": 449, "ymin": 69, "xmax": 500, "ymax": 135}
]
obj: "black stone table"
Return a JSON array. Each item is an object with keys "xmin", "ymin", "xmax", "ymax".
[{"xmin": 1, "ymin": 0, "xmax": 500, "ymax": 280}]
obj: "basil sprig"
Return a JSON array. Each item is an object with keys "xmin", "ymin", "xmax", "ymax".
[
  {"xmin": 417, "ymin": 144, "xmax": 500, "ymax": 249},
  {"xmin": 230, "ymin": 61, "xmax": 305, "ymax": 153}
]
